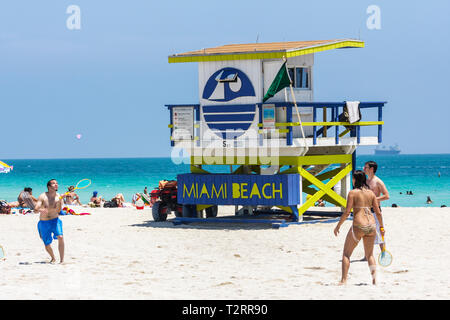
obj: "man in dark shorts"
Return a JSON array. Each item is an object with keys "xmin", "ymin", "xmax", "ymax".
[{"xmin": 35, "ymin": 179, "xmax": 65, "ymax": 264}]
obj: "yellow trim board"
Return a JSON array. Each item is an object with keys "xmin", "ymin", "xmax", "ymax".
[
  {"xmin": 258, "ymin": 129, "xmax": 290, "ymax": 134},
  {"xmin": 190, "ymin": 165, "xmax": 210, "ymax": 174},
  {"xmin": 196, "ymin": 204, "xmax": 213, "ymax": 211},
  {"xmin": 169, "ymin": 40, "xmax": 364, "ymax": 63},
  {"xmin": 276, "ymin": 205, "xmax": 293, "ymax": 214},
  {"xmin": 191, "ymin": 154, "xmax": 352, "ymax": 166},
  {"xmin": 339, "ymin": 129, "xmax": 351, "ymax": 137}
]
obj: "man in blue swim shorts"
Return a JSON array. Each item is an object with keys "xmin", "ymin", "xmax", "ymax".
[{"xmin": 35, "ymin": 179, "xmax": 65, "ymax": 264}]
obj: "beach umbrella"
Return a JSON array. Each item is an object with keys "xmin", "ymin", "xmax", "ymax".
[{"xmin": 0, "ymin": 161, "xmax": 13, "ymax": 173}]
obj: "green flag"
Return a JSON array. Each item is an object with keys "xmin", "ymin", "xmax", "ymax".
[{"xmin": 263, "ymin": 61, "xmax": 292, "ymax": 102}]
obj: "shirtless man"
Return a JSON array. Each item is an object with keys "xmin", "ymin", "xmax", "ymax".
[
  {"xmin": 35, "ymin": 179, "xmax": 65, "ymax": 264},
  {"xmin": 363, "ymin": 161, "xmax": 390, "ymax": 254}
]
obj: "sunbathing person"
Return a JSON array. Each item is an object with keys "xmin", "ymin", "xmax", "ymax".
[
  {"xmin": 89, "ymin": 191, "xmax": 103, "ymax": 207},
  {"xmin": 9, "ymin": 187, "xmax": 38, "ymax": 212},
  {"xmin": 63, "ymin": 186, "xmax": 82, "ymax": 206},
  {"xmin": 103, "ymin": 193, "xmax": 126, "ymax": 208},
  {"xmin": 112, "ymin": 193, "xmax": 125, "ymax": 207}
]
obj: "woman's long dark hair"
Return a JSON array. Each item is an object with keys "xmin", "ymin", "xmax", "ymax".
[{"xmin": 353, "ymin": 170, "xmax": 369, "ymax": 189}]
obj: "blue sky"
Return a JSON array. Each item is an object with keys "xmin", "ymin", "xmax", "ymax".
[{"xmin": 1, "ymin": 0, "xmax": 449, "ymax": 158}]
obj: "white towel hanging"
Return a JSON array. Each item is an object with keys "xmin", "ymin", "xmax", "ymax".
[{"xmin": 345, "ymin": 101, "xmax": 361, "ymax": 124}]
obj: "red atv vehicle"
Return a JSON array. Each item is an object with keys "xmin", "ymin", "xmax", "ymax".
[
  {"xmin": 149, "ymin": 180, "xmax": 219, "ymax": 221},
  {"xmin": 150, "ymin": 180, "xmax": 182, "ymax": 221}
]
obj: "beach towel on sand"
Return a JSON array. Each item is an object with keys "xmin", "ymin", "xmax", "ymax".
[{"xmin": 61, "ymin": 207, "xmax": 90, "ymax": 216}]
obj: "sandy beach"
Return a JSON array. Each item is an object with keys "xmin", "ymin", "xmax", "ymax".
[{"xmin": 1, "ymin": 206, "xmax": 449, "ymax": 300}]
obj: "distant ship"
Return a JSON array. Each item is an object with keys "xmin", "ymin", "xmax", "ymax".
[{"xmin": 374, "ymin": 144, "xmax": 401, "ymax": 155}]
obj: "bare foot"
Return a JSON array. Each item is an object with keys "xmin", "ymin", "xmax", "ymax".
[
  {"xmin": 338, "ymin": 280, "xmax": 347, "ymax": 286},
  {"xmin": 49, "ymin": 259, "xmax": 56, "ymax": 264}
]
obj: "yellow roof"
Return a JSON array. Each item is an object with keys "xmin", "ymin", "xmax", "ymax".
[{"xmin": 168, "ymin": 39, "xmax": 364, "ymax": 63}]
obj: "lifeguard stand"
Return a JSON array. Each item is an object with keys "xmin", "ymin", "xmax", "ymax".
[{"xmin": 165, "ymin": 39, "xmax": 386, "ymax": 227}]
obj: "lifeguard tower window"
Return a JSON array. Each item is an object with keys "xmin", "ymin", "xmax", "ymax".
[{"xmin": 288, "ymin": 67, "xmax": 309, "ymax": 89}]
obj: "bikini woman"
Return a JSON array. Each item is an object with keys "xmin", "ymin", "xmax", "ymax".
[{"xmin": 334, "ymin": 170, "xmax": 384, "ymax": 285}]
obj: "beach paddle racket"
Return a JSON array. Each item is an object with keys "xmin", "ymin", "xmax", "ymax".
[
  {"xmin": 60, "ymin": 179, "xmax": 92, "ymax": 198},
  {"xmin": 0, "ymin": 245, "xmax": 5, "ymax": 260},
  {"xmin": 73, "ymin": 179, "xmax": 91, "ymax": 190},
  {"xmin": 378, "ymin": 228, "xmax": 393, "ymax": 267}
]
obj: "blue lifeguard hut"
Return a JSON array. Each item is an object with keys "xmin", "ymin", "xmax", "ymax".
[{"xmin": 164, "ymin": 39, "xmax": 386, "ymax": 227}]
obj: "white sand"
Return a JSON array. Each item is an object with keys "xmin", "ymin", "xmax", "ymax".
[{"xmin": 1, "ymin": 206, "xmax": 450, "ymax": 300}]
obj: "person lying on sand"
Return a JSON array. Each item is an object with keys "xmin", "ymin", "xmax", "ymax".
[
  {"xmin": 112, "ymin": 193, "xmax": 125, "ymax": 207},
  {"xmin": 334, "ymin": 170, "xmax": 384, "ymax": 286}
]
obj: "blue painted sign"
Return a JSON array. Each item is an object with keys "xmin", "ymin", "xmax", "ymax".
[
  {"xmin": 202, "ymin": 104, "xmax": 256, "ymax": 139},
  {"xmin": 202, "ymin": 67, "xmax": 255, "ymax": 102},
  {"xmin": 177, "ymin": 174, "xmax": 300, "ymax": 206}
]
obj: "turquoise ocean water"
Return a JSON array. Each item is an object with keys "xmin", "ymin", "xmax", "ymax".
[{"xmin": 0, "ymin": 155, "xmax": 449, "ymax": 207}]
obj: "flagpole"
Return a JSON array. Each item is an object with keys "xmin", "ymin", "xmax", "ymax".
[{"xmin": 283, "ymin": 57, "xmax": 309, "ymax": 151}]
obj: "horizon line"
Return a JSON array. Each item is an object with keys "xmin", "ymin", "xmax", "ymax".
[{"xmin": 2, "ymin": 153, "xmax": 450, "ymax": 161}]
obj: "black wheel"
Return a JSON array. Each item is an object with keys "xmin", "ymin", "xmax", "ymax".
[
  {"xmin": 152, "ymin": 201, "xmax": 168, "ymax": 222},
  {"xmin": 182, "ymin": 204, "xmax": 196, "ymax": 218},
  {"xmin": 205, "ymin": 205, "xmax": 218, "ymax": 218}
]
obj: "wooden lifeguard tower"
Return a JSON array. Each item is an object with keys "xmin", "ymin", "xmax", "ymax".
[{"xmin": 164, "ymin": 39, "xmax": 386, "ymax": 227}]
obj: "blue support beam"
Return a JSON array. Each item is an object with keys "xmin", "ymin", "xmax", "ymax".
[
  {"xmin": 378, "ymin": 106, "xmax": 383, "ymax": 143},
  {"xmin": 287, "ymin": 106, "xmax": 293, "ymax": 146},
  {"xmin": 357, "ymin": 125, "xmax": 361, "ymax": 144},
  {"xmin": 290, "ymin": 205, "xmax": 299, "ymax": 222},
  {"xmin": 335, "ymin": 106, "xmax": 339, "ymax": 145},
  {"xmin": 259, "ymin": 104, "xmax": 263, "ymax": 146},
  {"xmin": 313, "ymin": 107, "xmax": 317, "ymax": 145},
  {"xmin": 195, "ymin": 105, "xmax": 200, "ymax": 147},
  {"xmin": 352, "ymin": 150, "xmax": 356, "ymax": 175},
  {"xmin": 169, "ymin": 105, "xmax": 174, "ymax": 147}
]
